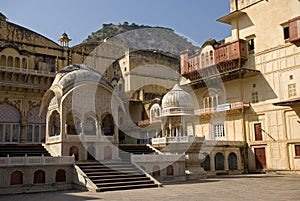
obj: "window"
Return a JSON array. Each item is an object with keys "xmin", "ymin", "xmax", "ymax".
[
  {"xmin": 252, "ymin": 92, "xmax": 259, "ymax": 103},
  {"xmin": 213, "ymin": 123, "xmax": 225, "ymax": 138},
  {"xmin": 254, "ymin": 123, "xmax": 263, "ymax": 141},
  {"xmin": 295, "ymin": 145, "xmax": 300, "ymax": 157},
  {"xmin": 288, "ymin": 83, "xmax": 297, "ymax": 98},
  {"xmin": 248, "ymin": 38, "xmax": 255, "ymax": 53},
  {"xmin": 283, "ymin": 26, "xmax": 290, "ymax": 40}
]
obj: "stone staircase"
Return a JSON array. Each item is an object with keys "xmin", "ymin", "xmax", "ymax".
[
  {"xmin": 0, "ymin": 144, "xmax": 51, "ymax": 157},
  {"xmin": 119, "ymin": 144, "xmax": 156, "ymax": 161},
  {"xmin": 76, "ymin": 161, "xmax": 159, "ymax": 192}
]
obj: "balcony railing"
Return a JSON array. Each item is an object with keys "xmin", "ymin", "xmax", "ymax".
[
  {"xmin": 0, "ymin": 155, "xmax": 74, "ymax": 167},
  {"xmin": 131, "ymin": 153, "xmax": 185, "ymax": 163},
  {"xmin": 152, "ymin": 136, "xmax": 205, "ymax": 145},
  {"xmin": 194, "ymin": 102, "xmax": 250, "ymax": 116},
  {"xmin": 0, "ymin": 65, "xmax": 56, "ymax": 77}
]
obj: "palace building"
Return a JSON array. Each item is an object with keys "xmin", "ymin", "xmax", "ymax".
[{"xmin": 0, "ymin": 0, "xmax": 300, "ymax": 194}]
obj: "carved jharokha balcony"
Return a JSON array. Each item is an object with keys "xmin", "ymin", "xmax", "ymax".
[{"xmin": 182, "ymin": 39, "xmax": 260, "ymax": 89}]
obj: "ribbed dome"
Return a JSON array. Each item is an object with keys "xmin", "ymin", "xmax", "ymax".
[
  {"xmin": 162, "ymin": 84, "xmax": 195, "ymax": 110},
  {"xmin": 52, "ymin": 64, "xmax": 113, "ymax": 92}
]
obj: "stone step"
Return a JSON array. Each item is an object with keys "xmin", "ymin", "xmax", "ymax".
[{"xmin": 97, "ymin": 183, "xmax": 158, "ymax": 192}]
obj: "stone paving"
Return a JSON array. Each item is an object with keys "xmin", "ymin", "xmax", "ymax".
[{"xmin": 1, "ymin": 174, "xmax": 300, "ymax": 201}]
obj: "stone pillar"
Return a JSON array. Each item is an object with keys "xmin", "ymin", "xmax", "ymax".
[
  {"xmin": 224, "ymin": 152, "xmax": 229, "ymax": 171},
  {"xmin": 210, "ymin": 153, "xmax": 215, "ymax": 171},
  {"xmin": 20, "ymin": 117, "xmax": 27, "ymax": 143}
]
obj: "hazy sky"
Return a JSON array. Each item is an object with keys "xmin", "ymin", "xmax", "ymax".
[{"xmin": 1, "ymin": 0, "xmax": 231, "ymax": 47}]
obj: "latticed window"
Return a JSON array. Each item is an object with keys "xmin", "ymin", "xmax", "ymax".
[
  {"xmin": 288, "ymin": 83, "xmax": 296, "ymax": 98},
  {"xmin": 252, "ymin": 92, "xmax": 259, "ymax": 103},
  {"xmin": 213, "ymin": 123, "xmax": 225, "ymax": 138}
]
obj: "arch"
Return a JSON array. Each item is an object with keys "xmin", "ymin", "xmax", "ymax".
[
  {"xmin": 66, "ymin": 111, "xmax": 81, "ymax": 135},
  {"xmin": 150, "ymin": 103, "xmax": 161, "ymax": 122},
  {"xmin": 14, "ymin": 57, "xmax": 20, "ymax": 68},
  {"xmin": 215, "ymin": 153, "xmax": 225, "ymax": 170},
  {"xmin": 101, "ymin": 113, "xmax": 114, "ymax": 136},
  {"xmin": 104, "ymin": 146, "xmax": 112, "ymax": 160},
  {"xmin": 69, "ymin": 146, "xmax": 79, "ymax": 161},
  {"xmin": 87, "ymin": 146, "xmax": 96, "ymax": 161},
  {"xmin": 0, "ymin": 55, "xmax": 6, "ymax": 66},
  {"xmin": 0, "ymin": 103, "xmax": 20, "ymax": 123},
  {"xmin": 22, "ymin": 58, "xmax": 27, "ymax": 68},
  {"xmin": 55, "ymin": 169, "xmax": 66, "ymax": 182},
  {"xmin": 7, "ymin": 56, "xmax": 13, "ymax": 67},
  {"xmin": 228, "ymin": 152, "xmax": 238, "ymax": 170},
  {"xmin": 166, "ymin": 165, "xmax": 174, "ymax": 176},
  {"xmin": 83, "ymin": 115, "xmax": 97, "ymax": 135},
  {"xmin": 10, "ymin": 171, "xmax": 23, "ymax": 185},
  {"xmin": 49, "ymin": 111, "xmax": 60, "ymax": 136},
  {"xmin": 34, "ymin": 170, "xmax": 45, "ymax": 184},
  {"xmin": 152, "ymin": 165, "xmax": 160, "ymax": 177},
  {"xmin": 201, "ymin": 153, "xmax": 211, "ymax": 171}
]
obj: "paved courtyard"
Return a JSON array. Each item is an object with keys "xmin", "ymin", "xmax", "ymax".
[{"xmin": 1, "ymin": 174, "xmax": 299, "ymax": 201}]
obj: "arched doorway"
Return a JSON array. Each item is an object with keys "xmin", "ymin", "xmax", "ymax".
[
  {"xmin": 104, "ymin": 146, "xmax": 112, "ymax": 160},
  {"xmin": 215, "ymin": 153, "xmax": 225, "ymax": 170},
  {"xmin": 201, "ymin": 153, "xmax": 211, "ymax": 171},
  {"xmin": 87, "ymin": 146, "xmax": 96, "ymax": 161},
  {"xmin": 166, "ymin": 165, "xmax": 174, "ymax": 176},
  {"xmin": 69, "ymin": 146, "xmax": 79, "ymax": 161},
  {"xmin": 55, "ymin": 169, "xmax": 66, "ymax": 182},
  {"xmin": 152, "ymin": 165, "xmax": 160, "ymax": 177},
  {"xmin": 228, "ymin": 153, "xmax": 238, "ymax": 170},
  {"xmin": 10, "ymin": 171, "xmax": 23, "ymax": 185},
  {"xmin": 34, "ymin": 170, "xmax": 45, "ymax": 184}
]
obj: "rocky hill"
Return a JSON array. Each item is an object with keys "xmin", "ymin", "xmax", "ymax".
[{"xmin": 73, "ymin": 22, "xmax": 198, "ymax": 56}]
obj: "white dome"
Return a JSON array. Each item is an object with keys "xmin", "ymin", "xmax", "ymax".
[
  {"xmin": 161, "ymin": 84, "xmax": 196, "ymax": 116},
  {"xmin": 52, "ymin": 64, "xmax": 113, "ymax": 92}
]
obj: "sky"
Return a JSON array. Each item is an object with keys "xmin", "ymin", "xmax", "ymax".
[{"xmin": 1, "ymin": 0, "xmax": 231, "ymax": 47}]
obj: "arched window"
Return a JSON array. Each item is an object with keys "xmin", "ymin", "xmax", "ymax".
[
  {"xmin": 104, "ymin": 146, "xmax": 112, "ymax": 160},
  {"xmin": 69, "ymin": 146, "xmax": 79, "ymax": 161},
  {"xmin": 166, "ymin": 165, "xmax": 174, "ymax": 176},
  {"xmin": 55, "ymin": 169, "xmax": 66, "ymax": 182},
  {"xmin": 228, "ymin": 153, "xmax": 238, "ymax": 170},
  {"xmin": 10, "ymin": 171, "xmax": 23, "ymax": 185},
  {"xmin": 201, "ymin": 53, "xmax": 205, "ymax": 68},
  {"xmin": 34, "ymin": 170, "xmax": 45, "ymax": 184},
  {"xmin": 215, "ymin": 153, "xmax": 225, "ymax": 170},
  {"xmin": 152, "ymin": 165, "xmax": 160, "ymax": 177},
  {"xmin": 83, "ymin": 116, "xmax": 96, "ymax": 135},
  {"xmin": 7, "ymin": 56, "xmax": 13, "ymax": 66},
  {"xmin": 50, "ymin": 111, "xmax": 60, "ymax": 137},
  {"xmin": 66, "ymin": 111, "xmax": 81, "ymax": 135},
  {"xmin": 0, "ymin": 55, "xmax": 6, "ymax": 66},
  {"xmin": 209, "ymin": 50, "xmax": 214, "ymax": 65},
  {"xmin": 102, "ymin": 114, "xmax": 114, "ymax": 136},
  {"xmin": 150, "ymin": 104, "xmax": 161, "ymax": 122},
  {"xmin": 201, "ymin": 153, "xmax": 211, "ymax": 171}
]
